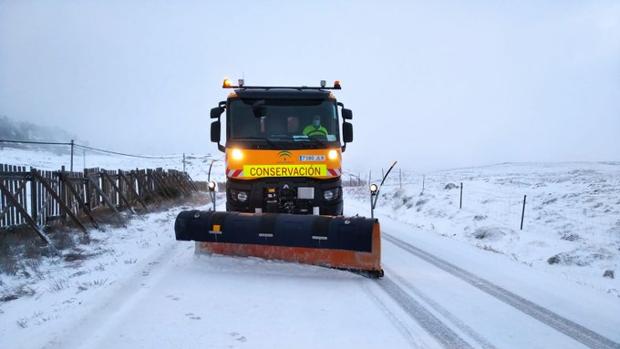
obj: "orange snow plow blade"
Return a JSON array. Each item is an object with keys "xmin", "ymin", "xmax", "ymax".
[{"xmin": 175, "ymin": 211, "xmax": 383, "ymax": 277}]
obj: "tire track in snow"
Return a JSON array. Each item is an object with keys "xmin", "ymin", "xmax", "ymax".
[
  {"xmin": 385, "ymin": 267, "xmax": 498, "ymax": 349},
  {"xmin": 377, "ymin": 276, "xmax": 475, "ymax": 349},
  {"xmin": 384, "ymin": 233, "xmax": 620, "ymax": 349},
  {"xmin": 360, "ymin": 281, "xmax": 426, "ymax": 349}
]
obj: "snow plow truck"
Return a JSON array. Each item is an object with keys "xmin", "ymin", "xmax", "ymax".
[{"xmin": 174, "ymin": 79, "xmax": 383, "ymax": 277}]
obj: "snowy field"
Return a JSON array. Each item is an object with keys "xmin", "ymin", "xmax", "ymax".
[
  {"xmin": 1, "ymin": 148, "xmax": 620, "ymax": 348},
  {"xmin": 351, "ymin": 162, "xmax": 620, "ymax": 298}
]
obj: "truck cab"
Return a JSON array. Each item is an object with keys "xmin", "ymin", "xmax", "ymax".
[{"xmin": 210, "ymin": 80, "xmax": 353, "ymax": 216}]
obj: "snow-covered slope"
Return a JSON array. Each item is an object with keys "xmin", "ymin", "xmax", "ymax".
[{"xmin": 348, "ymin": 162, "xmax": 620, "ymax": 297}]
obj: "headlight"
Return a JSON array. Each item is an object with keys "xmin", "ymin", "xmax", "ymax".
[
  {"xmin": 328, "ymin": 149, "xmax": 338, "ymax": 160},
  {"xmin": 323, "ymin": 189, "xmax": 338, "ymax": 201},
  {"xmin": 237, "ymin": 191, "xmax": 248, "ymax": 202},
  {"xmin": 231, "ymin": 148, "xmax": 243, "ymax": 160}
]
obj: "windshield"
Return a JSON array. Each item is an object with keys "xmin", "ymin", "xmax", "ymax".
[{"xmin": 227, "ymin": 99, "xmax": 339, "ymax": 146}]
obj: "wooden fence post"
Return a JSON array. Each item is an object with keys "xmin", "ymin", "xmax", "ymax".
[
  {"xmin": 0, "ymin": 181, "xmax": 52, "ymax": 244},
  {"xmin": 184, "ymin": 172, "xmax": 199, "ymax": 191},
  {"xmin": 150, "ymin": 170, "xmax": 175, "ymax": 199},
  {"xmin": 32, "ymin": 170, "xmax": 88, "ymax": 234},
  {"xmin": 101, "ymin": 171, "xmax": 136, "ymax": 214},
  {"xmin": 56, "ymin": 171, "xmax": 101, "ymax": 230},
  {"xmin": 30, "ymin": 170, "xmax": 38, "ymax": 224},
  {"xmin": 85, "ymin": 175, "xmax": 125, "ymax": 226},
  {"xmin": 169, "ymin": 171, "xmax": 191, "ymax": 196},
  {"xmin": 118, "ymin": 170, "xmax": 148, "ymax": 211},
  {"xmin": 134, "ymin": 170, "xmax": 160, "ymax": 204},
  {"xmin": 59, "ymin": 166, "xmax": 67, "ymax": 221}
]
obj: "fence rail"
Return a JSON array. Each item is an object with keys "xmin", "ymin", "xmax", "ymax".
[{"xmin": 0, "ymin": 163, "xmax": 200, "ymax": 243}]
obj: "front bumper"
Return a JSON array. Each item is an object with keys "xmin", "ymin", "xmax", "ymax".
[{"xmin": 226, "ymin": 177, "xmax": 343, "ymax": 216}]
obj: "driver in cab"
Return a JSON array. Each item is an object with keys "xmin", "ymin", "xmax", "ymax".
[{"xmin": 302, "ymin": 115, "xmax": 328, "ymax": 137}]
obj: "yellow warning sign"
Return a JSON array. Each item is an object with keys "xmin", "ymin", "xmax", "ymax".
[{"xmin": 243, "ymin": 164, "xmax": 327, "ymax": 178}]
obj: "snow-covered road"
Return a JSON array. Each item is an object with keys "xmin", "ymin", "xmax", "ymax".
[
  {"xmin": 43, "ymin": 241, "xmax": 416, "ymax": 349},
  {"xmin": 3, "ymin": 199, "xmax": 620, "ymax": 349},
  {"xmin": 380, "ymin": 234, "xmax": 619, "ymax": 349}
]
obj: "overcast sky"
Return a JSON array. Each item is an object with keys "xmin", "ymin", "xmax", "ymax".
[{"xmin": 1, "ymin": 0, "xmax": 618, "ymax": 172}]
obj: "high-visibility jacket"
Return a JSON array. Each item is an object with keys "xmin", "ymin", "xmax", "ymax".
[{"xmin": 303, "ymin": 124, "xmax": 328, "ymax": 137}]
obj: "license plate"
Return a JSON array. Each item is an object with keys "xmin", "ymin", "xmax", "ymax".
[{"xmin": 297, "ymin": 187, "xmax": 315, "ymax": 199}]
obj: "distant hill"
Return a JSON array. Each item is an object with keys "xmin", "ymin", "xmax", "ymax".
[{"xmin": 0, "ymin": 115, "xmax": 81, "ymax": 153}]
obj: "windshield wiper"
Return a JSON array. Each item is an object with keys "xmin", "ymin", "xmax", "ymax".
[
  {"xmin": 233, "ymin": 137, "xmax": 281, "ymax": 149},
  {"xmin": 267, "ymin": 135, "xmax": 326, "ymax": 148},
  {"xmin": 232, "ymin": 136, "xmax": 332, "ymax": 149},
  {"xmin": 305, "ymin": 138, "xmax": 328, "ymax": 147}
]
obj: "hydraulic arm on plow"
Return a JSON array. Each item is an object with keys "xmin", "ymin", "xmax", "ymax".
[{"xmin": 175, "ymin": 79, "xmax": 383, "ymax": 277}]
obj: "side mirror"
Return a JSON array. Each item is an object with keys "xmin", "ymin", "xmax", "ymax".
[
  {"xmin": 210, "ymin": 106, "xmax": 224, "ymax": 119},
  {"xmin": 210, "ymin": 120, "xmax": 221, "ymax": 143},
  {"xmin": 342, "ymin": 108, "xmax": 353, "ymax": 120},
  {"xmin": 343, "ymin": 122, "xmax": 353, "ymax": 143},
  {"xmin": 211, "ymin": 120, "xmax": 225, "ymax": 152}
]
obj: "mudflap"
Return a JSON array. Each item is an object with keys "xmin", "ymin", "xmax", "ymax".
[{"xmin": 175, "ymin": 210, "xmax": 382, "ymax": 276}]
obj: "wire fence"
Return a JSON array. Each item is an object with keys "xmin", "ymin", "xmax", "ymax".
[
  {"xmin": 0, "ymin": 138, "xmax": 212, "ymax": 172},
  {"xmin": 344, "ymin": 165, "xmax": 537, "ymax": 231},
  {"xmin": 1, "ymin": 138, "xmax": 184, "ymax": 159},
  {"xmin": 73, "ymin": 143, "xmax": 181, "ymax": 159},
  {"xmin": 213, "ymin": 159, "xmax": 614, "ymax": 239}
]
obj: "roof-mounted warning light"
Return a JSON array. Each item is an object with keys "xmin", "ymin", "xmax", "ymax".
[
  {"xmin": 222, "ymin": 78, "xmax": 234, "ymax": 88},
  {"xmin": 222, "ymin": 78, "xmax": 342, "ymax": 90}
]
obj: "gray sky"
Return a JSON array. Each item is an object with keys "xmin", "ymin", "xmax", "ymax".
[{"xmin": 1, "ymin": 0, "xmax": 619, "ymax": 172}]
